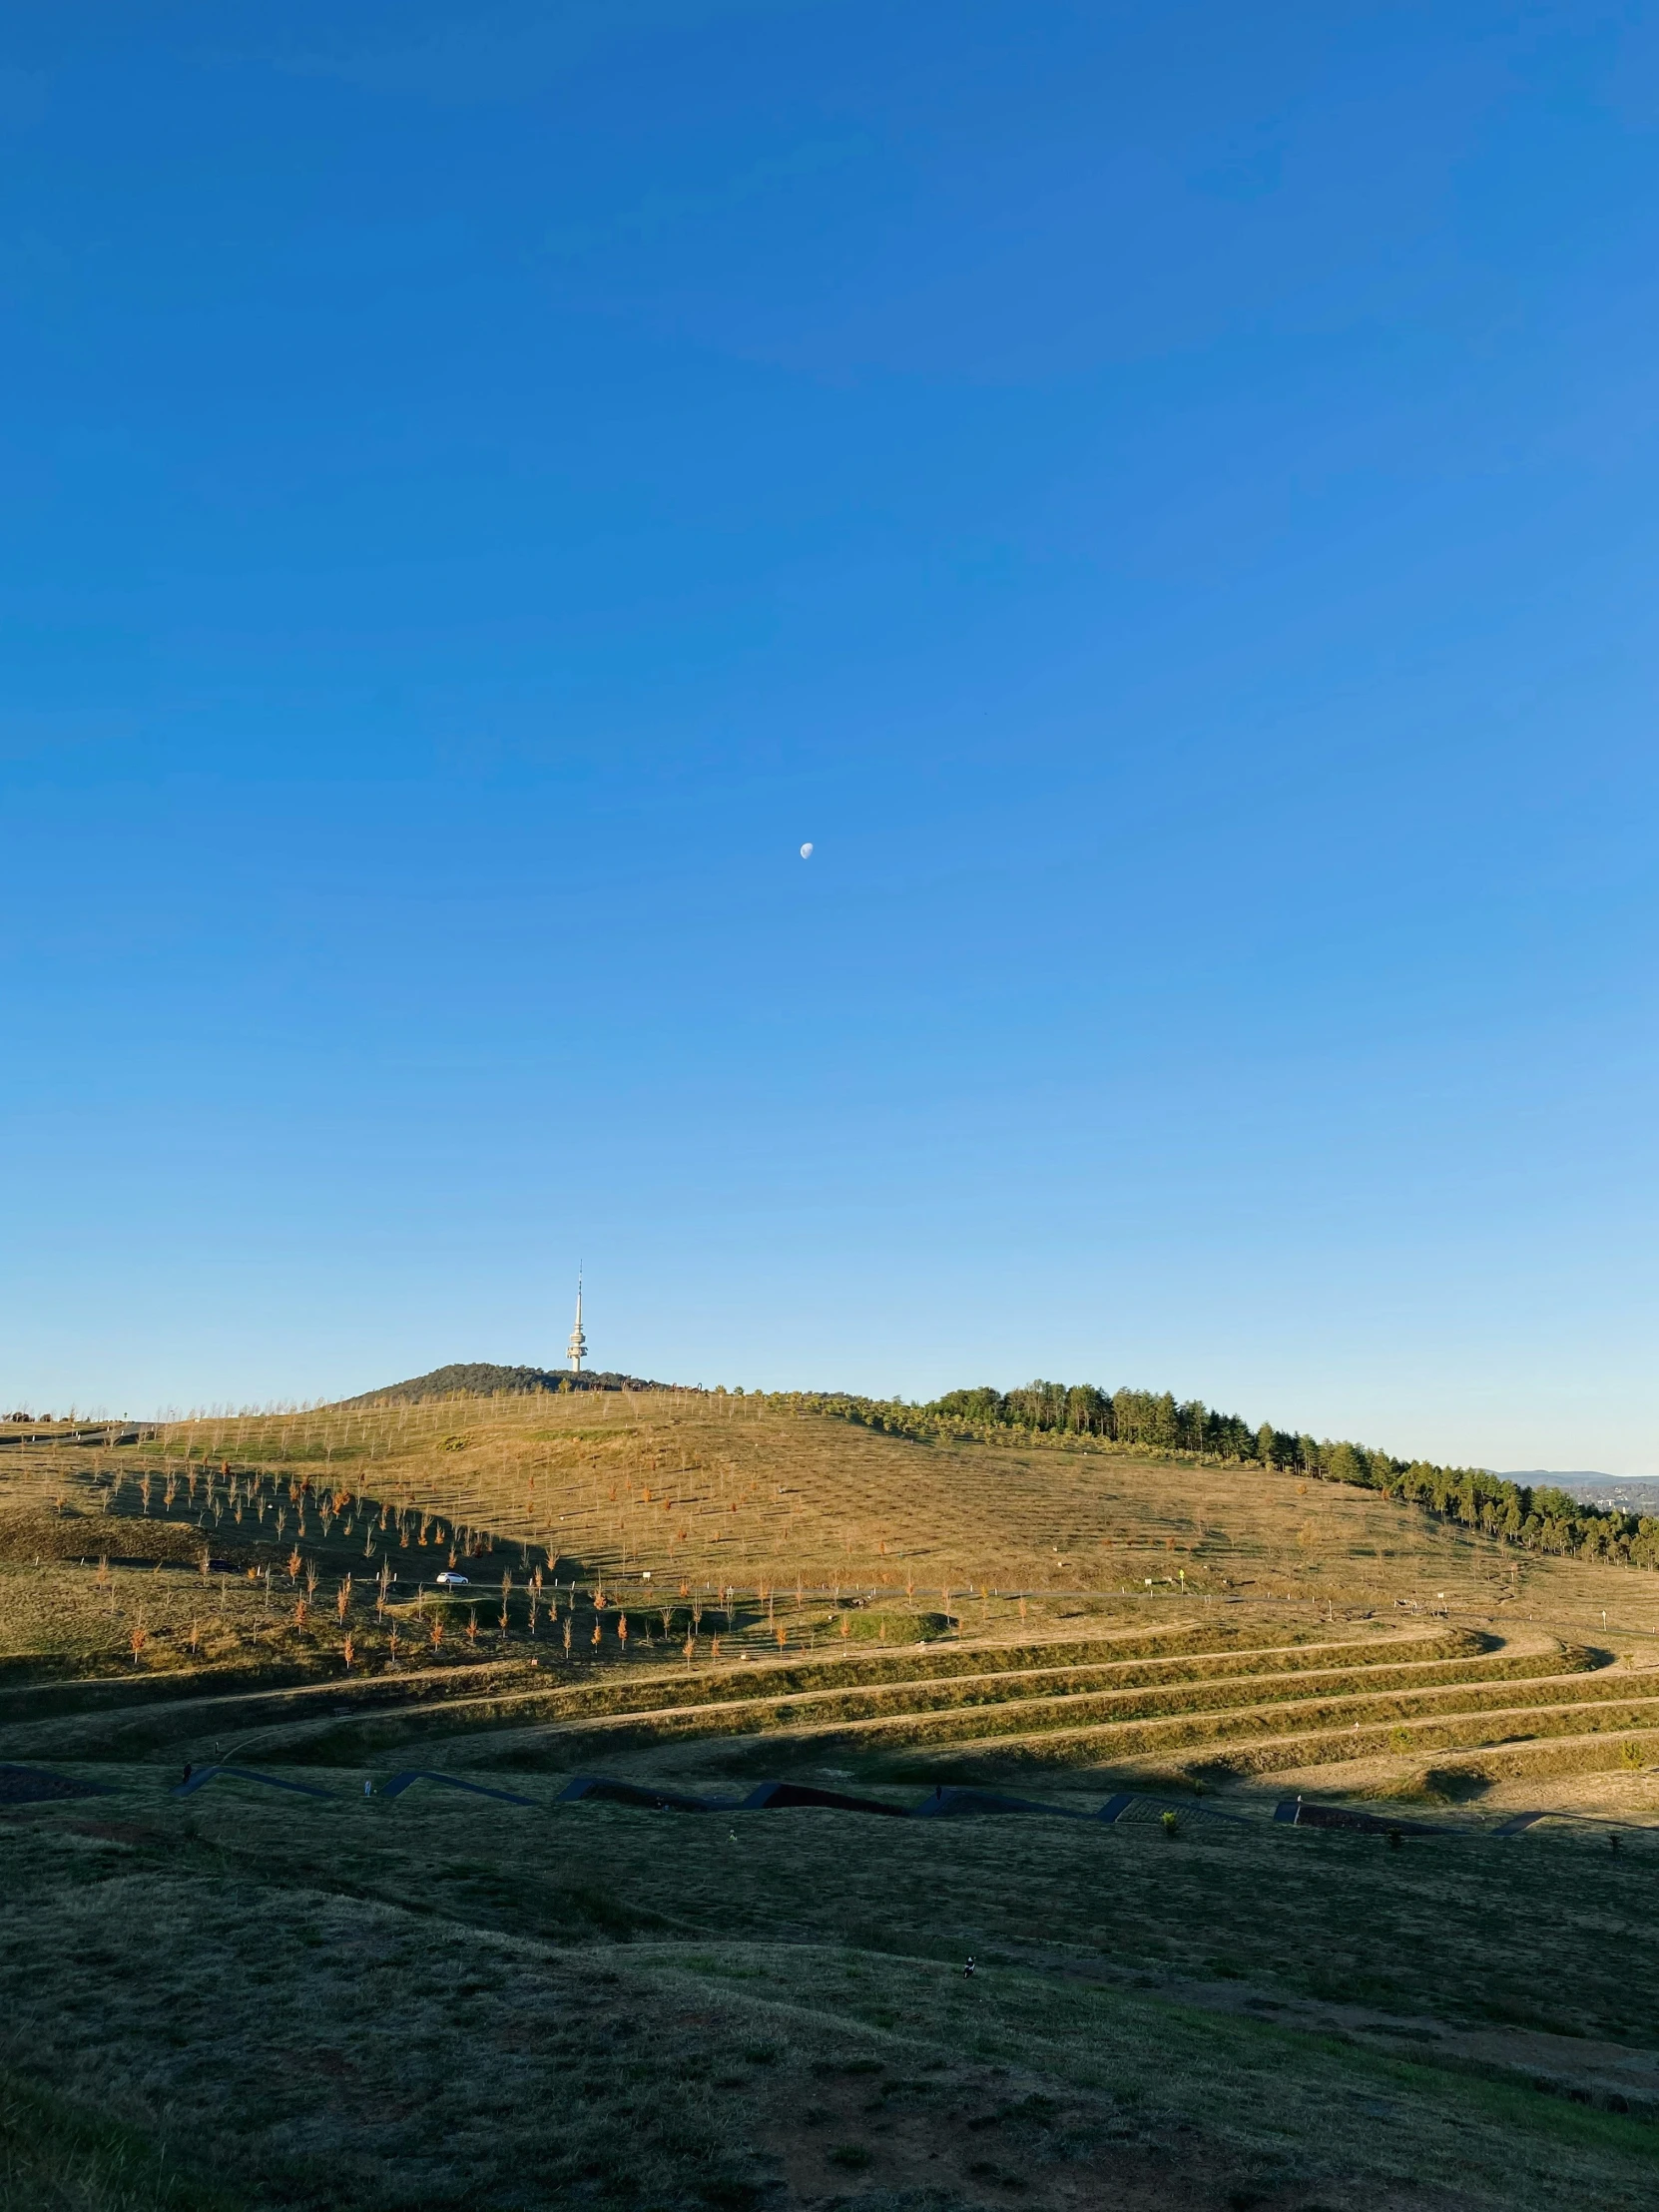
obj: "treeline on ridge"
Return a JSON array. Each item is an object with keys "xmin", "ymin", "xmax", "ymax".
[
  {"xmin": 341, "ymin": 1363, "xmax": 669, "ymax": 1405},
  {"xmin": 779, "ymin": 1379, "xmax": 1659, "ymax": 1571}
]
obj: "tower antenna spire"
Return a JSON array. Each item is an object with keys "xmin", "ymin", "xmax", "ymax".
[{"xmin": 567, "ymin": 1265, "xmax": 587, "ymax": 1375}]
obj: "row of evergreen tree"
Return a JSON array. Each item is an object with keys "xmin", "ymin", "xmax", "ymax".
[{"xmin": 781, "ymin": 1381, "xmax": 1659, "ymax": 1572}]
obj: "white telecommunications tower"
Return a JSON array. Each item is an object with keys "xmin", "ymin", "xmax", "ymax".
[{"xmin": 567, "ymin": 1271, "xmax": 588, "ymax": 1374}]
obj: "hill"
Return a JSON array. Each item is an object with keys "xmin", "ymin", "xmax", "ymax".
[
  {"xmin": 1, "ymin": 1387, "xmax": 1657, "ymax": 2211},
  {"xmin": 338, "ymin": 1360, "xmax": 671, "ymax": 1403},
  {"xmin": 340, "ymin": 1367, "xmax": 1659, "ymax": 1574}
]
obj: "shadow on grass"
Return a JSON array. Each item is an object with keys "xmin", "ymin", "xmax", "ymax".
[{"xmin": 0, "ymin": 2069, "xmax": 240, "ymax": 2212}]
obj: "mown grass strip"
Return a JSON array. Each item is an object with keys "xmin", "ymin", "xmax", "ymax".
[
  {"xmin": 239, "ymin": 1641, "xmax": 1533, "ymax": 1764},
  {"xmin": 8, "ymin": 1626, "xmax": 1479, "ymax": 1763},
  {"xmin": 472, "ymin": 1656, "xmax": 1626, "ymax": 1765},
  {"xmin": 904, "ymin": 1692, "xmax": 1659, "ymax": 1776}
]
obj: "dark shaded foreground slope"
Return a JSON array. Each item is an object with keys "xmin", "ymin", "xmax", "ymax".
[{"xmin": 1, "ymin": 1762, "xmax": 1656, "ymax": 2212}]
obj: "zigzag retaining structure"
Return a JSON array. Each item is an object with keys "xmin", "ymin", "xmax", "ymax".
[
  {"xmin": 1274, "ymin": 1797, "xmax": 1445, "ymax": 1836},
  {"xmin": 174, "ymin": 1765, "xmax": 335, "ymax": 1799},
  {"xmin": 151, "ymin": 1764, "xmax": 1248, "ymax": 1825},
  {"xmin": 1098, "ymin": 1790, "xmax": 1247, "ymax": 1828},
  {"xmin": 378, "ymin": 1770, "xmax": 539, "ymax": 1805},
  {"xmin": 560, "ymin": 1776, "xmax": 1246, "ymax": 1824},
  {"xmin": 10, "ymin": 1756, "xmax": 1643, "ymax": 1839}
]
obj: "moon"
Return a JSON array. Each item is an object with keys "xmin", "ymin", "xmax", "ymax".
[{"xmin": 800, "ymin": 841, "xmax": 814, "ymax": 858}]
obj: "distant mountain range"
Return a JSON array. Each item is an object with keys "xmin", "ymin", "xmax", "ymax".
[
  {"xmin": 1502, "ymin": 1469, "xmax": 1659, "ymax": 1507},
  {"xmin": 338, "ymin": 1362, "xmax": 674, "ymax": 1405}
]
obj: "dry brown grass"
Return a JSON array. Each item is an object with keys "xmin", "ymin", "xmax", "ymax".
[{"xmin": 25, "ymin": 1387, "xmax": 1562, "ymax": 1610}]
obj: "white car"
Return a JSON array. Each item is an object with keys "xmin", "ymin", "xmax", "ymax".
[{"xmin": 434, "ymin": 1571, "xmax": 469, "ymax": 1589}]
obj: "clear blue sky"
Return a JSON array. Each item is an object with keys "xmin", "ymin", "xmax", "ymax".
[{"xmin": 2, "ymin": 3, "xmax": 1655, "ymax": 1469}]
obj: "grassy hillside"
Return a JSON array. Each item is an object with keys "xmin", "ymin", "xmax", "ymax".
[{"xmin": 2, "ymin": 1389, "xmax": 1658, "ymax": 2210}]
